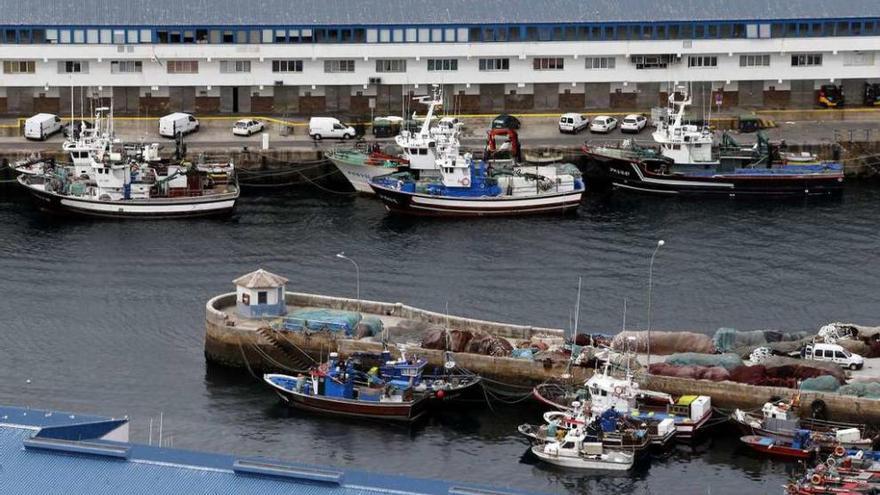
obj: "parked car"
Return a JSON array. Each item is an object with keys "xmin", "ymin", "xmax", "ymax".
[
  {"xmin": 308, "ymin": 117, "xmax": 356, "ymax": 140},
  {"xmin": 159, "ymin": 112, "xmax": 200, "ymax": 138},
  {"xmin": 802, "ymin": 343, "xmax": 864, "ymax": 370},
  {"xmin": 62, "ymin": 120, "xmax": 95, "ymax": 139},
  {"xmin": 558, "ymin": 113, "xmax": 589, "ymax": 134},
  {"xmin": 491, "ymin": 114, "xmax": 521, "ymax": 130},
  {"xmin": 589, "ymin": 116, "xmax": 618, "ymax": 134},
  {"xmin": 620, "ymin": 114, "xmax": 648, "ymax": 134},
  {"xmin": 24, "ymin": 113, "xmax": 63, "ymax": 141},
  {"xmin": 232, "ymin": 119, "xmax": 264, "ymax": 136}
]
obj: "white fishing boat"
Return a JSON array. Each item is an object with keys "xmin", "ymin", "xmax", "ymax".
[
  {"xmin": 530, "ymin": 424, "xmax": 634, "ymax": 470},
  {"xmin": 327, "ymin": 89, "xmax": 456, "ymax": 194},
  {"xmin": 18, "ymin": 141, "xmax": 238, "ymax": 218}
]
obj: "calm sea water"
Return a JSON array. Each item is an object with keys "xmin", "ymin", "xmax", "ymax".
[{"xmin": 0, "ymin": 182, "xmax": 877, "ymax": 494}]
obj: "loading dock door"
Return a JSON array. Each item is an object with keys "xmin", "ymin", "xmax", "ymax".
[
  {"xmin": 637, "ymin": 83, "xmax": 660, "ymax": 108},
  {"xmin": 112, "ymin": 87, "xmax": 140, "ymax": 114},
  {"xmin": 220, "ymin": 87, "xmax": 253, "ymax": 113},
  {"xmin": 479, "ymin": 84, "xmax": 504, "ymax": 112},
  {"xmin": 533, "ymin": 83, "xmax": 559, "ymax": 110},
  {"xmin": 274, "ymin": 86, "xmax": 299, "ymax": 114},
  {"xmin": 738, "ymin": 81, "xmax": 764, "ymax": 107},
  {"xmin": 841, "ymin": 79, "xmax": 866, "ymax": 107},
  {"xmin": 169, "ymin": 87, "xmax": 196, "ymax": 113},
  {"xmin": 325, "ymin": 86, "xmax": 351, "ymax": 114},
  {"xmin": 584, "ymin": 83, "xmax": 610, "ymax": 109},
  {"xmin": 7, "ymin": 88, "xmax": 34, "ymax": 114},
  {"xmin": 790, "ymin": 80, "xmax": 815, "ymax": 108}
]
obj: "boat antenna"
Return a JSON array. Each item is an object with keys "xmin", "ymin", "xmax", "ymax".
[
  {"xmin": 444, "ymin": 301, "xmax": 455, "ymax": 372},
  {"xmin": 562, "ymin": 277, "xmax": 583, "ymax": 380}
]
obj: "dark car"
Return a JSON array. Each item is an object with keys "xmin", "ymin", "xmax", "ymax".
[
  {"xmin": 62, "ymin": 120, "xmax": 94, "ymax": 139},
  {"xmin": 491, "ymin": 114, "xmax": 521, "ymax": 130}
]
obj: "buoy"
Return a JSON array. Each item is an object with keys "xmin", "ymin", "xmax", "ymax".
[
  {"xmin": 436, "ymin": 389, "xmax": 446, "ymax": 399},
  {"xmin": 25, "ymin": 379, "xmax": 31, "ymax": 384},
  {"xmin": 834, "ymin": 445, "xmax": 846, "ymax": 457}
]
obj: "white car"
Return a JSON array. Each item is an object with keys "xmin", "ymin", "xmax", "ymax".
[
  {"xmin": 233, "ymin": 119, "xmax": 264, "ymax": 136},
  {"xmin": 589, "ymin": 116, "xmax": 618, "ymax": 134},
  {"xmin": 620, "ymin": 114, "xmax": 648, "ymax": 134},
  {"xmin": 558, "ymin": 113, "xmax": 589, "ymax": 134}
]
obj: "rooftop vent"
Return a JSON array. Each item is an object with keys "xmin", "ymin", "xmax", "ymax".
[{"xmin": 233, "ymin": 459, "xmax": 343, "ymax": 485}]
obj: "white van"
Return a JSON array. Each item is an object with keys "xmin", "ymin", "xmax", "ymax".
[
  {"xmin": 24, "ymin": 113, "xmax": 63, "ymax": 140},
  {"xmin": 803, "ymin": 343, "xmax": 864, "ymax": 370},
  {"xmin": 558, "ymin": 113, "xmax": 589, "ymax": 134},
  {"xmin": 308, "ymin": 117, "xmax": 356, "ymax": 140},
  {"xmin": 159, "ymin": 112, "xmax": 200, "ymax": 138}
]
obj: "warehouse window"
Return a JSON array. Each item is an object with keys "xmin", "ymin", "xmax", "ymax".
[
  {"xmin": 533, "ymin": 57, "xmax": 564, "ymax": 70},
  {"xmin": 427, "ymin": 58, "xmax": 457, "ymax": 71},
  {"xmin": 376, "ymin": 59, "xmax": 406, "ymax": 72},
  {"xmin": 324, "ymin": 59, "xmax": 355, "ymax": 73},
  {"xmin": 739, "ymin": 54, "xmax": 770, "ymax": 67},
  {"xmin": 3, "ymin": 60, "xmax": 35, "ymax": 73},
  {"xmin": 791, "ymin": 53, "xmax": 822, "ymax": 67},
  {"xmin": 584, "ymin": 57, "xmax": 615, "ymax": 69},
  {"xmin": 478, "ymin": 58, "xmax": 509, "ymax": 71},
  {"xmin": 687, "ymin": 56, "xmax": 717, "ymax": 68},
  {"xmin": 219, "ymin": 60, "xmax": 251, "ymax": 73},
  {"xmin": 59, "ymin": 61, "xmax": 88, "ymax": 73},
  {"xmin": 110, "ymin": 60, "xmax": 142, "ymax": 73},
  {"xmin": 167, "ymin": 60, "xmax": 199, "ymax": 74},
  {"xmin": 843, "ymin": 52, "xmax": 875, "ymax": 66},
  {"xmin": 272, "ymin": 60, "xmax": 303, "ymax": 72}
]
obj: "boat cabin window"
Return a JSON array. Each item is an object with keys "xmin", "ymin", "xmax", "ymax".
[
  {"xmin": 257, "ymin": 291, "xmax": 267, "ymax": 304},
  {"xmin": 561, "ymin": 442, "xmax": 575, "ymax": 449},
  {"xmin": 420, "ymin": 149, "xmax": 428, "ymax": 155}
]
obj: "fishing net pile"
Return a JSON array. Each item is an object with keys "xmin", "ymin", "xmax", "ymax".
[
  {"xmin": 611, "ymin": 330, "xmax": 715, "ymax": 355},
  {"xmin": 649, "ymin": 354, "xmax": 845, "ymax": 389},
  {"xmin": 799, "ymin": 375, "xmax": 842, "ymax": 392},
  {"xmin": 664, "ymin": 352, "xmax": 743, "ymax": 371},
  {"xmin": 712, "ymin": 327, "xmax": 811, "ymax": 355},
  {"xmin": 648, "ymin": 363, "xmax": 730, "ymax": 381},
  {"xmin": 837, "ymin": 382, "xmax": 880, "ymax": 399},
  {"xmin": 420, "ymin": 328, "xmax": 514, "ymax": 357}
]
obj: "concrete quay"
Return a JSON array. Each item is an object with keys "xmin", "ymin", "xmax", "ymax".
[
  {"xmin": 205, "ymin": 290, "xmax": 880, "ymax": 423},
  {"xmin": 2, "ymin": 111, "xmax": 880, "ymax": 178}
]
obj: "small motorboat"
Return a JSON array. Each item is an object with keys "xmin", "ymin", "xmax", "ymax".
[
  {"xmin": 263, "ymin": 353, "xmax": 430, "ymax": 423},
  {"xmin": 530, "ymin": 426, "xmax": 634, "ymax": 471},
  {"xmin": 741, "ymin": 430, "xmax": 818, "ymax": 460}
]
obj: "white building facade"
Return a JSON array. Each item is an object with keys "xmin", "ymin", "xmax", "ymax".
[{"xmin": 0, "ymin": 0, "xmax": 878, "ymax": 116}]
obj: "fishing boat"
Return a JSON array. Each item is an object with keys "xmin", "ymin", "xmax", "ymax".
[
  {"xmin": 534, "ymin": 362, "xmax": 712, "ymax": 441},
  {"xmin": 351, "ymin": 349, "xmax": 482, "ymax": 402},
  {"xmin": 528, "ymin": 415, "xmax": 635, "ymax": 471},
  {"xmin": 263, "ymin": 353, "xmax": 430, "ymax": 422},
  {"xmin": 18, "ymin": 139, "xmax": 238, "ymax": 218},
  {"xmin": 369, "ymin": 133, "xmax": 585, "ymax": 217},
  {"xmin": 740, "ymin": 431, "xmax": 818, "ymax": 460},
  {"xmin": 731, "ymin": 400, "xmax": 872, "ymax": 450},
  {"xmin": 519, "ymin": 401, "xmax": 659, "ymax": 453},
  {"xmin": 583, "ymin": 89, "xmax": 844, "ymax": 198},
  {"xmin": 327, "ymin": 90, "xmax": 454, "ymax": 194}
]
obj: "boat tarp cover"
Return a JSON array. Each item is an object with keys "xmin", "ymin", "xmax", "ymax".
[
  {"xmin": 283, "ymin": 308, "xmax": 362, "ymax": 335},
  {"xmin": 675, "ymin": 395, "xmax": 698, "ymax": 406},
  {"xmin": 837, "ymin": 382, "xmax": 880, "ymax": 399},
  {"xmin": 665, "ymin": 352, "xmax": 743, "ymax": 371}
]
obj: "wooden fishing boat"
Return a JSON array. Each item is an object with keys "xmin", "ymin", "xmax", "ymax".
[{"xmin": 740, "ymin": 434, "xmax": 818, "ymax": 460}]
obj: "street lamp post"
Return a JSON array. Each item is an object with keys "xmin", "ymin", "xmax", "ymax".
[
  {"xmin": 336, "ymin": 252, "xmax": 360, "ymax": 313},
  {"xmin": 646, "ymin": 240, "xmax": 665, "ymax": 370}
]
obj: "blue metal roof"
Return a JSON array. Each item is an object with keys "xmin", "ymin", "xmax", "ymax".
[
  {"xmin": 0, "ymin": 0, "xmax": 876, "ymax": 26},
  {"xmin": 0, "ymin": 405, "xmax": 538, "ymax": 495}
]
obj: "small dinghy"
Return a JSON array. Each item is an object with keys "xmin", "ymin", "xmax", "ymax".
[{"xmin": 741, "ymin": 431, "xmax": 818, "ymax": 460}]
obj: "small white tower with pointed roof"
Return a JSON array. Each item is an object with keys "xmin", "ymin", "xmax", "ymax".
[{"xmin": 233, "ymin": 269, "xmax": 288, "ymax": 318}]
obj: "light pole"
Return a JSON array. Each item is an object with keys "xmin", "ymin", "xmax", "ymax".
[
  {"xmin": 336, "ymin": 252, "xmax": 360, "ymax": 313},
  {"xmin": 646, "ymin": 240, "xmax": 665, "ymax": 370}
]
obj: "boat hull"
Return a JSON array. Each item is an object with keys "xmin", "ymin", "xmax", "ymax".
[
  {"xmin": 530, "ymin": 446, "xmax": 633, "ymax": 471},
  {"xmin": 19, "ymin": 177, "xmax": 238, "ymax": 219},
  {"xmin": 731, "ymin": 415, "xmax": 872, "ymax": 450},
  {"xmin": 369, "ymin": 183, "xmax": 584, "ymax": 217},
  {"xmin": 328, "ymin": 157, "xmax": 398, "ymax": 194},
  {"xmin": 586, "ymin": 152, "xmax": 844, "ymax": 198},
  {"xmin": 273, "ymin": 387, "xmax": 429, "ymax": 423},
  {"xmin": 740, "ymin": 435, "xmax": 815, "ymax": 460}
]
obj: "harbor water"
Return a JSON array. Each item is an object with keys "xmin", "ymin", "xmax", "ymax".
[{"xmin": 1, "ymin": 184, "xmax": 879, "ymax": 494}]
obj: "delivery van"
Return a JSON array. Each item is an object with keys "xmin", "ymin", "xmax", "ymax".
[
  {"xmin": 159, "ymin": 112, "xmax": 200, "ymax": 138},
  {"xmin": 308, "ymin": 117, "xmax": 356, "ymax": 140},
  {"xmin": 24, "ymin": 113, "xmax": 63, "ymax": 140}
]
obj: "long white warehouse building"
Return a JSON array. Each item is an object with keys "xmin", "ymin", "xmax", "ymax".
[{"xmin": 0, "ymin": 0, "xmax": 878, "ymax": 116}]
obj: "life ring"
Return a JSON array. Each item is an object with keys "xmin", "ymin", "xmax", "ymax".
[
  {"xmin": 459, "ymin": 177, "xmax": 471, "ymax": 187},
  {"xmin": 786, "ymin": 484, "xmax": 798, "ymax": 495},
  {"xmin": 810, "ymin": 474, "xmax": 823, "ymax": 485},
  {"xmin": 826, "ymin": 457, "xmax": 837, "ymax": 467},
  {"xmin": 834, "ymin": 445, "xmax": 846, "ymax": 457},
  {"xmin": 613, "ymin": 386, "xmax": 624, "ymax": 397}
]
